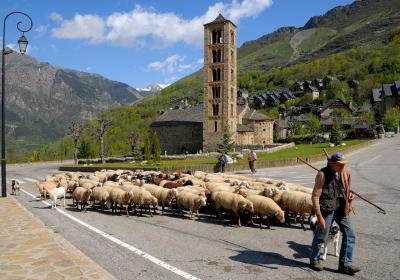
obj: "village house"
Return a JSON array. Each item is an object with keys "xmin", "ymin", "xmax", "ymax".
[{"xmin": 371, "ymin": 80, "xmax": 400, "ymax": 117}]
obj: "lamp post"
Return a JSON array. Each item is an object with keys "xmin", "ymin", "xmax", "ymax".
[{"xmin": 2, "ymin": 12, "xmax": 32, "ymax": 197}]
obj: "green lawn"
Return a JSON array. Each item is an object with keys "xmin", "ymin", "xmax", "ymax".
[{"xmin": 64, "ymin": 139, "xmax": 367, "ymax": 169}]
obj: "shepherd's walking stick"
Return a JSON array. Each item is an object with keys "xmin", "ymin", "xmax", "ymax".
[{"xmin": 297, "ymin": 155, "xmax": 387, "ymax": 215}]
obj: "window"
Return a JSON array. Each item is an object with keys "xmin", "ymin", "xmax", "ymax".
[
  {"xmin": 212, "ymin": 68, "xmax": 221, "ymax": 81},
  {"xmin": 231, "ymin": 87, "xmax": 234, "ymax": 99},
  {"xmin": 212, "ymin": 29, "xmax": 223, "ymax": 44},
  {"xmin": 212, "ymin": 104, "xmax": 219, "ymax": 116},
  {"xmin": 212, "ymin": 86, "xmax": 221, "ymax": 99},
  {"xmin": 231, "ymin": 31, "xmax": 235, "ymax": 45},
  {"xmin": 214, "ymin": 121, "xmax": 218, "ymax": 132},
  {"xmin": 231, "ymin": 104, "xmax": 234, "ymax": 117},
  {"xmin": 231, "ymin": 50, "xmax": 234, "ymax": 62},
  {"xmin": 212, "ymin": 49, "xmax": 222, "ymax": 63}
]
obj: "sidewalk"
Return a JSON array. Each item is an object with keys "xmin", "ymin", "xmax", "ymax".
[{"xmin": 0, "ymin": 196, "xmax": 116, "ymax": 280}]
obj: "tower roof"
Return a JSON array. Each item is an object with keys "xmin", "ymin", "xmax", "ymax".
[{"xmin": 204, "ymin": 14, "xmax": 237, "ymax": 27}]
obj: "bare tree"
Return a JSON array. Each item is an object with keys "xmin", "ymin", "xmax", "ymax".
[
  {"xmin": 94, "ymin": 119, "xmax": 112, "ymax": 164},
  {"xmin": 127, "ymin": 128, "xmax": 140, "ymax": 153},
  {"xmin": 68, "ymin": 121, "xmax": 83, "ymax": 165}
]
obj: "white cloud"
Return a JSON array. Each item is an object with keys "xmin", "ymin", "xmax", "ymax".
[
  {"xmin": 52, "ymin": 14, "xmax": 105, "ymax": 43},
  {"xmin": 50, "ymin": 12, "xmax": 63, "ymax": 22},
  {"xmin": 35, "ymin": 25, "xmax": 47, "ymax": 34},
  {"xmin": 51, "ymin": 0, "xmax": 272, "ymax": 47},
  {"xmin": 196, "ymin": 58, "xmax": 204, "ymax": 64},
  {"xmin": 147, "ymin": 54, "xmax": 189, "ymax": 73}
]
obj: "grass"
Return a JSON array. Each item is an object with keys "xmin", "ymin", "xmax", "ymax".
[
  {"xmin": 299, "ymin": 28, "xmax": 337, "ymax": 53},
  {"xmin": 63, "ymin": 139, "xmax": 367, "ymax": 169}
]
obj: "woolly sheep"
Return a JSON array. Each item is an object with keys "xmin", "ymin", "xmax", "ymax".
[
  {"xmin": 211, "ymin": 191, "xmax": 254, "ymax": 227},
  {"xmin": 72, "ymin": 187, "xmax": 92, "ymax": 212},
  {"xmin": 91, "ymin": 187, "xmax": 111, "ymax": 211},
  {"xmin": 246, "ymin": 195, "xmax": 285, "ymax": 229},
  {"xmin": 109, "ymin": 188, "xmax": 133, "ymax": 216},
  {"xmin": 176, "ymin": 191, "xmax": 206, "ymax": 219},
  {"xmin": 143, "ymin": 184, "xmax": 177, "ymax": 215},
  {"xmin": 36, "ymin": 180, "xmax": 60, "ymax": 200},
  {"xmin": 129, "ymin": 185, "xmax": 158, "ymax": 216}
]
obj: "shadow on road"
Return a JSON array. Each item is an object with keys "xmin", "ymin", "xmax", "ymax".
[
  {"xmin": 230, "ymin": 249, "xmax": 308, "ymax": 270},
  {"xmin": 287, "ymin": 241, "xmax": 311, "ymax": 259}
]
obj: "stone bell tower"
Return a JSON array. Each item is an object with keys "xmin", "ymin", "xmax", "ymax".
[{"xmin": 203, "ymin": 14, "xmax": 237, "ymax": 152}]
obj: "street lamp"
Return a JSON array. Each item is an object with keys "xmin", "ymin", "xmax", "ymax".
[{"xmin": 2, "ymin": 12, "xmax": 33, "ymax": 197}]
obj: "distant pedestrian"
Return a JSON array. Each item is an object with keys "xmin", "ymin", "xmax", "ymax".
[
  {"xmin": 219, "ymin": 152, "xmax": 228, "ymax": 173},
  {"xmin": 248, "ymin": 150, "xmax": 257, "ymax": 173},
  {"xmin": 309, "ymin": 152, "xmax": 360, "ymax": 275}
]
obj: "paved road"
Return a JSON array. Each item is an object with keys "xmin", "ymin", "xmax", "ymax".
[{"xmin": 7, "ymin": 136, "xmax": 400, "ymax": 280}]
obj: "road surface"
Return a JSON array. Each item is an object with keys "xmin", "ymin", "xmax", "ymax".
[{"xmin": 7, "ymin": 136, "xmax": 400, "ymax": 279}]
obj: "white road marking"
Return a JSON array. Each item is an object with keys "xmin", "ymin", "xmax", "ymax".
[
  {"xmin": 24, "ymin": 177, "xmax": 38, "ymax": 183},
  {"xmin": 19, "ymin": 187, "xmax": 201, "ymax": 280},
  {"xmin": 358, "ymin": 155, "xmax": 382, "ymax": 167}
]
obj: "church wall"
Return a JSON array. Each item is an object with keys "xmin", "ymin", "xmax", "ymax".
[{"xmin": 151, "ymin": 124, "xmax": 203, "ymax": 155}]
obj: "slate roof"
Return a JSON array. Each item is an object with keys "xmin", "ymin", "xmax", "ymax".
[
  {"xmin": 372, "ymin": 88, "xmax": 382, "ymax": 102},
  {"xmin": 237, "ymin": 124, "xmax": 254, "ymax": 132},
  {"xmin": 243, "ymin": 109, "xmax": 273, "ymax": 121},
  {"xmin": 204, "ymin": 14, "xmax": 237, "ymax": 27},
  {"xmin": 150, "ymin": 105, "xmax": 203, "ymax": 127}
]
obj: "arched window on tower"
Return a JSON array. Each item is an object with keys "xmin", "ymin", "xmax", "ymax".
[
  {"xmin": 214, "ymin": 121, "xmax": 218, "ymax": 132},
  {"xmin": 212, "ymin": 69, "xmax": 217, "ymax": 81},
  {"xmin": 212, "ymin": 30, "xmax": 217, "ymax": 44},
  {"xmin": 217, "ymin": 30, "xmax": 223, "ymax": 43},
  {"xmin": 231, "ymin": 30, "xmax": 235, "ymax": 45},
  {"xmin": 217, "ymin": 68, "xmax": 221, "ymax": 81},
  {"xmin": 212, "ymin": 104, "xmax": 219, "ymax": 116},
  {"xmin": 212, "ymin": 86, "xmax": 221, "ymax": 99},
  {"xmin": 217, "ymin": 49, "xmax": 222, "ymax": 62}
]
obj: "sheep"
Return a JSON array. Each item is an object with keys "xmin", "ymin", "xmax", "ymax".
[
  {"xmin": 246, "ymin": 195, "xmax": 285, "ymax": 229},
  {"xmin": 91, "ymin": 187, "xmax": 111, "ymax": 211},
  {"xmin": 109, "ymin": 188, "xmax": 133, "ymax": 216},
  {"xmin": 176, "ymin": 191, "xmax": 206, "ymax": 219},
  {"xmin": 211, "ymin": 191, "xmax": 254, "ymax": 227},
  {"xmin": 163, "ymin": 180, "xmax": 183, "ymax": 189},
  {"xmin": 193, "ymin": 171, "xmax": 207, "ymax": 179},
  {"xmin": 48, "ymin": 187, "xmax": 66, "ymax": 209},
  {"xmin": 268, "ymin": 190, "xmax": 313, "ymax": 230},
  {"xmin": 176, "ymin": 186, "xmax": 207, "ymax": 198},
  {"xmin": 129, "ymin": 186, "xmax": 158, "ymax": 216},
  {"xmin": 143, "ymin": 184, "xmax": 177, "ymax": 215},
  {"xmin": 72, "ymin": 187, "xmax": 92, "ymax": 212},
  {"xmin": 36, "ymin": 180, "xmax": 60, "ymax": 200},
  {"xmin": 67, "ymin": 180, "xmax": 79, "ymax": 194},
  {"xmin": 79, "ymin": 179, "xmax": 101, "ymax": 190}
]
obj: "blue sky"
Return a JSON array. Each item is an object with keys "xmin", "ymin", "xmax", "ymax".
[{"xmin": 1, "ymin": 0, "xmax": 353, "ymax": 89}]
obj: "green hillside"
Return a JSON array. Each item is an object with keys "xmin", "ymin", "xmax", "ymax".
[{"xmin": 22, "ymin": 0, "xmax": 400, "ymax": 162}]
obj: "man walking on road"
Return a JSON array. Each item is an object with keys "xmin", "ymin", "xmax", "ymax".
[
  {"xmin": 248, "ymin": 150, "xmax": 257, "ymax": 174},
  {"xmin": 309, "ymin": 152, "xmax": 360, "ymax": 275}
]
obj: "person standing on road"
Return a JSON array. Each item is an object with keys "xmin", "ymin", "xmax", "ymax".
[
  {"xmin": 309, "ymin": 152, "xmax": 360, "ymax": 275},
  {"xmin": 248, "ymin": 150, "xmax": 257, "ymax": 174},
  {"xmin": 219, "ymin": 152, "xmax": 228, "ymax": 173}
]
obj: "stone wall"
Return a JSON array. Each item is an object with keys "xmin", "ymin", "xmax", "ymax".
[{"xmin": 151, "ymin": 124, "xmax": 203, "ymax": 154}]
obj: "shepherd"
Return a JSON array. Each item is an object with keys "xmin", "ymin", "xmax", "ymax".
[
  {"xmin": 247, "ymin": 150, "xmax": 257, "ymax": 174},
  {"xmin": 309, "ymin": 152, "xmax": 360, "ymax": 275}
]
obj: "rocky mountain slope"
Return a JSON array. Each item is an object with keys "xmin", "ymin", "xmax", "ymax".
[{"xmin": 0, "ymin": 51, "xmax": 150, "ymax": 144}]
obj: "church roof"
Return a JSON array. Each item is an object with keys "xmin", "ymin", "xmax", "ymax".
[
  {"xmin": 150, "ymin": 105, "xmax": 203, "ymax": 127},
  {"xmin": 237, "ymin": 124, "xmax": 254, "ymax": 132},
  {"xmin": 243, "ymin": 108, "xmax": 273, "ymax": 121},
  {"xmin": 204, "ymin": 14, "xmax": 237, "ymax": 27}
]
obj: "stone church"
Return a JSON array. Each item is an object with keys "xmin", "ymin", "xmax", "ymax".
[{"xmin": 150, "ymin": 14, "xmax": 274, "ymax": 154}]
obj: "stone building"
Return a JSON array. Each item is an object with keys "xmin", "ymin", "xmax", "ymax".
[{"xmin": 150, "ymin": 15, "xmax": 274, "ymax": 154}]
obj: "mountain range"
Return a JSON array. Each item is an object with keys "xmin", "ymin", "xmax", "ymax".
[{"xmin": 0, "ymin": 51, "xmax": 164, "ymax": 150}]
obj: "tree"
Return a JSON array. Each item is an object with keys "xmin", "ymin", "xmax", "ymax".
[
  {"xmin": 306, "ymin": 113, "xmax": 321, "ymax": 140},
  {"xmin": 143, "ymin": 133, "xmax": 151, "ymax": 161},
  {"xmin": 68, "ymin": 121, "xmax": 83, "ymax": 164},
  {"xmin": 153, "ymin": 131, "xmax": 161, "ymax": 162},
  {"xmin": 78, "ymin": 138, "xmax": 91, "ymax": 159},
  {"xmin": 383, "ymin": 106, "xmax": 400, "ymax": 130},
  {"xmin": 217, "ymin": 129, "xmax": 235, "ymax": 153},
  {"xmin": 127, "ymin": 128, "xmax": 140, "ymax": 154},
  {"xmin": 94, "ymin": 119, "xmax": 112, "ymax": 164},
  {"xmin": 330, "ymin": 121, "xmax": 343, "ymax": 144}
]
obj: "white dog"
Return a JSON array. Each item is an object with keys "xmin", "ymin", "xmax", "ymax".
[
  {"xmin": 49, "ymin": 187, "xmax": 66, "ymax": 208},
  {"xmin": 11, "ymin": 179, "xmax": 20, "ymax": 195},
  {"xmin": 310, "ymin": 215, "xmax": 340, "ymax": 260}
]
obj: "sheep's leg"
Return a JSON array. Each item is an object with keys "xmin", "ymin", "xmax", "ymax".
[
  {"xmin": 266, "ymin": 216, "xmax": 271, "ymax": 230},
  {"xmin": 259, "ymin": 215, "xmax": 263, "ymax": 229},
  {"xmin": 63, "ymin": 194, "xmax": 66, "ymax": 207},
  {"xmin": 237, "ymin": 215, "xmax": 242, "ymax": 227},
  {"xmin": 126, "ymin": 205, "xmax": 129, "ymax": 216},
  {"xmin": 161, "ymin": 204, "xmax": 164, "ymax": 215},
  {"xmin": 301, "ymin": 214, "xmax": 306, "ymax": 231},
  {"xmin": 197, "ymin": 210, "xmax": 200, "ymax": 220}
]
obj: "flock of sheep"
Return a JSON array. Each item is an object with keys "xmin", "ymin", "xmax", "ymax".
[{"xmin": 35, "ymin": 169, "xmax": 314, "ymax": 229}]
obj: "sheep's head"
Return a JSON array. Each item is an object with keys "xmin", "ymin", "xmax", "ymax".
[
  {"xmin": 195, "ymin": 197, "xmax": 206, "ymax": 208},
  {"xmin": 239, "ymin": 200, "xmax": 254, "ymax": 213},
  {"xmin": 276, "ymin": 181, "xmax": 286, "ymax": 187},
  {"xmin": 151, "ymin": 196, "xmax": 158, "ymax": 207},
  {"xmin": 275, "ymin": 210, "xmax": 285, "ymax": 223},
  {"xmin": 168, "ymin": 189, "xmax": 178, "ymax": 200}
]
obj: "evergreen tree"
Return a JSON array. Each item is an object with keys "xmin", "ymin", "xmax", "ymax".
[
  {"xmin": 217, "ymin": 129, "xmax": 235, "ymax": 153},
  {"xmin": 153, "ymin": 131, "xmax": 161, "ymax": 162},
  {"xmin": 330, "ymin": 121, "xmax": 343, "ymax": 145},
  {"xmin": 78, "ymin": 138, "xmax": 91, "ymax": 159},
  {"xmin": 144, "ymin": 133, "xmax": 151, "ymax": 161}
]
